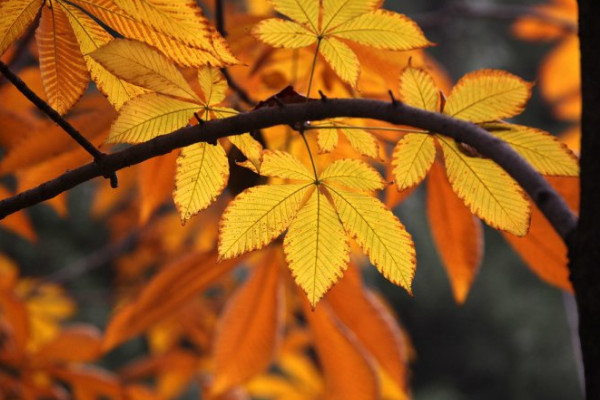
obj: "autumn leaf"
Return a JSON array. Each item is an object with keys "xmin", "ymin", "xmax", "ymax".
[
  {"xmin": 427, "ymin": 162, "xmax": 483, "ymax": 304},
  {"xmin": 212, "ymin": 249, "xmax": 284, "ymax": 395},
  {"xmin": 253, "ymin": 0, "xmax": 431, "ymax": 86},
  {"xmin": 219, "ymin": 151, "xmax": 415, "ymax": 305},
  {"xmin": 313, "ymin": 119, "xmax": 380, "ymax": 159},
  {"xmin": 393, "ymin": 65, "xmax": 549, "ymax": 236}
]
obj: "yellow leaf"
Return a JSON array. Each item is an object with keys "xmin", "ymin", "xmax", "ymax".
[
  {"xmin": 285, "ymin": 190, "xmax": 350, "ymax": 306},
  {"xmin": 321, "ymin": 0, "xmax": 379, "ymax": 32},
  {"xmin": 339, "ymin": 126, "xmax": 380, "ymax": 159},
  {"xmin": 329, "ymin": 10, "xmax": 432, "ymax": 50},
  {"xmin": 36, "ymin": 4, "xmax": 89, "ymax": 115},
  {"xmin": 438, "ymin": 136, "xmax": 531, "ymax": 236},
  {"xmin": 392, "ymin": 133, "xmax": 436, "ymax": 191},
  {"xmin": 319, "ymin": 36, "xmax": 359, "ymax": 86},
  {"xmin": 444, "ymin": 69, "xmax": 531, "ymax": 123},
  {"xmin": 0, "ymin": 0, "xmax": 43, "ymax": 56},
  {"xmin": 326, "ymin": 185, "xmax": 415, "ymax": 292},
  {"xmin": 197, "ymin": 66, "xmax": 227, "ymax": 105},
  {"xmin": 212, "ymin": 250, "xmax": 283, "ymax": 395},
  {"xmin": 259, "ymin": 150, "xmax": 315, "ymax": 181},
  {"xmin": 485, "ymin": 123, "xmax": 579, "ymax": 176},
  {"xmin": 174, "ymin": 142, "xmax": 229, "ymax": 223},
  {"xmin": 399, "ymin": 65, "xmax": 439, "ymax": 111},
  {"xmin": 108, "ymin": 93, "xmax": 198, "ymax": 143},
  {"xmin": 253, "ymin": 19, "xmax": 317, "ymax": 48},
  {"xmin": 112, "ymin": 0, "xmax": 214, "ymax": 49},
  {"xmin": 90, "ymin": 39, "xmax": 200, "ymax": 101},
  {"xmin": 317, "ymin": 128, "xmax": 338, "ymax": 153},
  {"xmin": 218, "ymin": 183, "xmax": 313, "ymax": 260},
  {"xmin": 60, "ymin": 2, "xmax": 147, "ymax": 110},
  {"xmin": 70, "ymin": 0, "xmax": 235, "ymax": 67},
  {"xmin": 320, "ymin": 159, "xmax": 384, "ymax": 191},
  {"xmin": 272, "ymin": 0, "xmax": 319, "ymax": 30},
  {"xmin": 228, "ymin": 133, "xmax": 263, "ymax": 166},
  {"xmin": 427, "ymin": 162, "xmax": 483, "ymax": 304}
]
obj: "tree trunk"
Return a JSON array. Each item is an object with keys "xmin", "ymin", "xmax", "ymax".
[{"xmin": 571, "ymin": 1, "xmax": 600, "ymax": 398}]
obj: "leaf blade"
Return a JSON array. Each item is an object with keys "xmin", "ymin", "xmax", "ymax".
[{"xmin": 392, "ymin": 133, "xmax": 436, "ymax": 191}]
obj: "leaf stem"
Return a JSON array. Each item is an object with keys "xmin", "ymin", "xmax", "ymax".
[
  {"xmin": 301, "ymin": 130, "xmax": 319, "ymax": 181},
  {"xmin": 306, "ymin": 125, "xmax": 429, "ymax": 134},
  {"xmin": 306, "ymin": 38, "xmax": 322, "ymax": 99}
]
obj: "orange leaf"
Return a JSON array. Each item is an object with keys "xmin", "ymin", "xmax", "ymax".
[
  {"xmin": 212, "ymin": 249, "xmax": 284, "ymax": 395},
  {"xmin": 0, "ymin": 185, "xmax": 36, "ymax": 241},
  {"xmin": 326, "ymin": 264, "xmax": 409, "ymax": 392},
  {"xmin": 103, "ymin": 252, "xmax": 239, "ymax": 351},
  {"xmin": 36, "ymin": 325, "xmax": 102, "ymax": 364},
  {"xmin": 36, "ymin": 4, "xmax": 89, "ymax": 115},
  {"xmin": 303, "ymin": 297, "xmax": 379, "ymax": 400},
  {"xmin": 427, "ymin": 162, "xmax": 483, "ymax": 303},
  {"xmin": 0, "ymin": 290, "xmax": 29, "ymax": 353},
  {"xmin": 49, "ymin": 366, "xmax": 122, "ymax": 400},
  {"xmin": 137, "ymin": 151, "xmax": 177, "ymax": 225},
  {"xmin": 503, "ymin": 176, "xmax": 579, "ymax": 291}
]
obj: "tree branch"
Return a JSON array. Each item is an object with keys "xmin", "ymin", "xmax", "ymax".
[
  {"xmin": 0, "ymin": 98, "xmax": 577, "ymax": 242},
  {"xmin": 414, "ymin": 1, "xmax": 577, "ymax": 33},
  {"xmin": 0, "ymin": 61, "xmax": 118, "ymax": 188},
  {"xmin": 213, "ymin": 0, "xmax": 256, "ymax": 107}
]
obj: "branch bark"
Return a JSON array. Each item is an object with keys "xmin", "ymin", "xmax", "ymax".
[
  {"xmin": 0, "ymin": 61, "xmax": 118, "ymax": 187},
  {"xmin": 570, "ymin": 1, "xmax": 600, "ymax": 398},
  {"xmin": 0, "ymin": 98, "xmax": 577, "ymax": 242}
]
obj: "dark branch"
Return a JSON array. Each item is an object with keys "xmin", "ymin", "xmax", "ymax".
[
  {"xmin": 0, "ymin": 98, "xmax": 577, "ymax": 242},
  {"xmin": 415, "ymin": 1, "xmax": 577, "ymax": 33},
  {"xmin": 213, "ymin": 0, "xmax": 256, "ymax": 107},
  {"xmin": 0, "ymin": 61, "xmax": 118, "ymax": 188}
]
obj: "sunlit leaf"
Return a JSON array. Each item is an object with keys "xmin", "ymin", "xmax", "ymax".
[
  {"xmin": 427, "ymin": 162, "xmax": 483, "ymax": 304},
  {"xmin": 444, "ymin": 69, "xmax": 531, "ymax": 123},
  {"xmin": 392, "ymin": 133, "xmax": 436, "ymax": 191},
  {"xmin": 108, "ymin": 93, "xmax": 198, "ymax": 143},
  {"xmin": 218, "ymin": 184, "xmax": 313, "ymax": 260},
  {"xmin": 174, "ymin": 142, "xmax": 229, "ymax": 224},
  {"xmin": 36, "ymin": 4, "xmax": 89, "ymax": 114},
  {"xmin": 399, "ymin": 65, "xmax": 439, "ymax": 111},
  {"xmin": 259, "ymin": 150, "xmax": 315, "ymax": 181},
  {"xmin": 0, "ymin": 0, "xmax": 43, "ymax": 57},
  {"xmin": 285, "ymin": 190, "xmax": 350, "ymax": 306},
  {"xmin": 212, "ymin": 250, "xmax": 283, "ymax": 394},
  {"xmin": 90, "ymin": 39, "xmax": 200, "ymax": 101},
  {"xmin": 438, "ymin": 136, "xmax": 531, "ymax": 236},
  {"xmin": 326, "ymin": 186, "xmax": 416, "ymax": 292},
  {"xmin": 320, "ymin": 159, "xmax": 384, "ymax": 191}
]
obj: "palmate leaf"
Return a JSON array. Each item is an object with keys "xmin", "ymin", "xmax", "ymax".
[
  {"xmin": 60, "ymin": 2, "xmax": 147, "ymax": 110},
  {"xmin": 212, "ymin": 250, "xmax": 283, "ymax": 395},
  {"xmin": 399, "ymin": 64, "xmax": 439, "ymax": 111},
  {"xmin": 444, "ymin": 69, "xmax": 532, "ymax": 123},
  {"xmin": 218, "ymin": 183, "xmax": 313, "ymax": 260},
  {"xmin": 438, "ymin": 136, "xmax": 531, "ymax": 236},
  {"xmin": 218, "ymin": 151, "xmax": 417, "ymax": 304},
  {"xmin": 319, "ymin": 159, "xmax": 384, "ymax": 191},
  {"xmin": 0, "ymin": 0, "xmax": 43, "ymax": 56},
  {"xmin": 315, "ymin": 119, "xmax": 379, "ymax": 158},
  {"xmin": 484, "ymin": 123, "xmax": 579, "ymax": 176},
  {"xmin": 427, "ymin": 162, "xmax": 483, "ymax": 304},
  {"xmin": 174, "ymin": 142, "xmax": 229, "ymax": 224},
  {"xmin": 392, "ymin": 133, "xmax": 436, "ymax": 191},
  {"xmin": 253, "ymin": 0, "xmax": 431, "ymax": 86},
  {"xmin": 108, "ymin": 93, "xmax": 199, "ymax": 143},
  {"xmin": 36, "ymin": 4, "xmax": 90, "ymax": 115},
  {"xmin": 69, "ymin": 0, "xmax": 237, "ymax": 67},
  {"xmin": 90, "ymin": 39, "xmax": 200, "ymax": 101},
  {"xmin": 326, "ymin": 185, "xmax": 416, "ymax": 292},
  {"xmin": 285, "ymin": 190, "xmax": 349, "ymax": 306}
]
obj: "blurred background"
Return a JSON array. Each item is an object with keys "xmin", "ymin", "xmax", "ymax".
[{"xmin": 0, "ymin": 0, "xmax": 582, "ymax": 399}]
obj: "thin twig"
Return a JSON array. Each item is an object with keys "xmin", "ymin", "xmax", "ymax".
[
  {"xmin": 0, "ymin": 98, "xmax": 577, "ymax": 242},
  {"xmin": 0, "ymin": 61, "xmax": 118, "ymax": 188},
  {"xmin": 414, "ymin": 1, "xmax": 577, "ymax": 33},
  {"xmin": 213, "ymin": 0, "xmax": 256, "ymax": 107}
]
